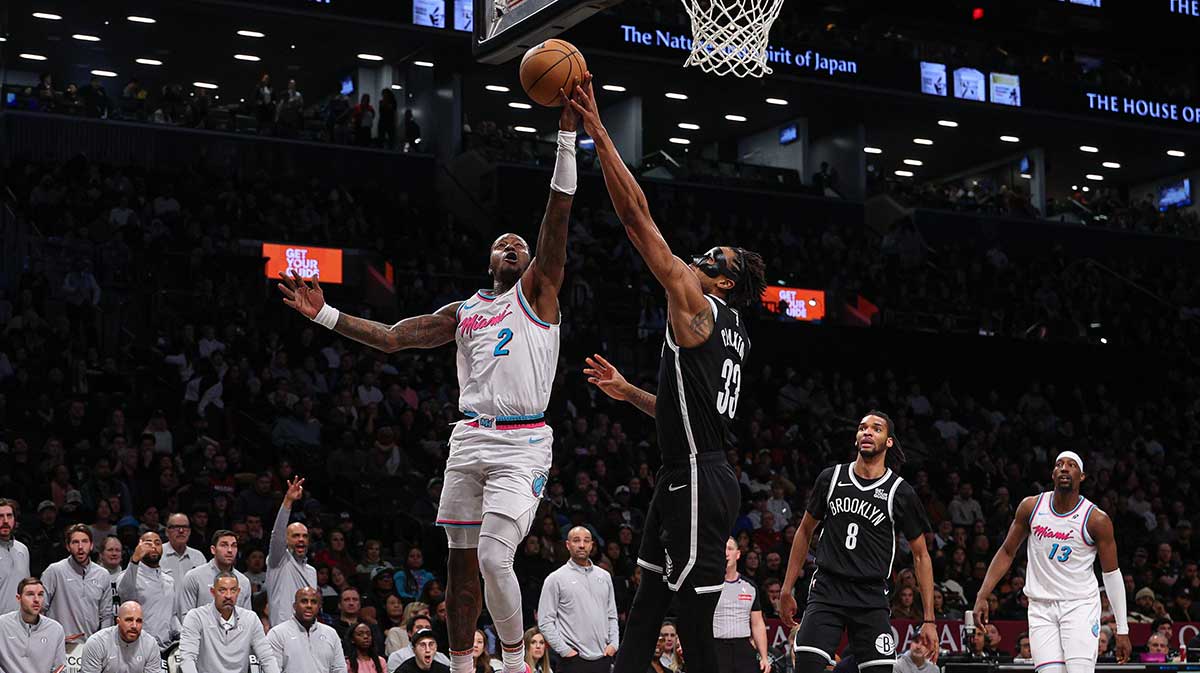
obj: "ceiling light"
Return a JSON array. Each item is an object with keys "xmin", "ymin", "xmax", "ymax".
[
  {"xmin": 514, "ymin": 126, "xmax": 537, "ymax": 133},
  {"xmin": 1100, "ymin": 337, "xmax": 1108, "ymax": 344},
  {"xmin": 136, "ymin": 58, "xmax": 163, "ymax": 66},
  {"xmin": 19, "ymin": 53, "xmax": 47, "ymax": 61},
  {"xmin": 1168, "ymin": 149, "xmax": 1186, "ymax": 157},
  {"xmin": 357, "ymin": 53, "xmax": 384, "ymax": 61},
  {"xmin": 665, "ymin": 92, "xmax": 688, "ymax": 100},
  {"xmin": 1086, "ymin": 173, "xmax": 1104, "ymax": 181},
  {"xmin": 1072, "ymin": 185, "xmax": 1079, "ymax": 191},
  {"xmin": 90, "ymin": 69, "xmax": 117, "ymax": 78},
  {"xmin": 390, "ymin": 84, "xmax": 403, "ymax": 90},
  {"xmin": 485, "ymin": 85, "xmax": 510, "ymax": 93},
  {"xmin": 234, "ymin": 54, "xmax": 261, "ymax": 62},
  {"xmin": 602, "ymin": 84, "xmax": 627, "ymax": 92},
  {"xmin": 1020, "ymin": 173, "xmax": 1032, "ymax": 179},
  {"xmin": 678, "ymin": 123, "xmax": 700, "ymax": 130},
  {"xmin": 669, "ymin": 137, "xmax": 691, "ymax": 145},
  {"xmin": 1079, "ymin": 145, "xmax": 1099, "ymax": 153},
  {"xmin": 903, "ymin": 159, "xmax": 923, "ymax": 166},
  {"xmin": 1102, "ymin": 161, "xmax": 1121, "ymax": 169},
  {"xmin": 0, "ymin": 37, "xmax": 6, "ymax": 42},
  {"xmin": 894, "ymin": 170, "xmax": 914, "ymax": 177},
  {"xmin": 237, "ymin": 30, "xmax": 265, "ymax": 38},
  {"xmin": 508, "ymin": 102, "xmax": 532, "ymax": 110},
  {"xmin": 193, "ymin": 81, "xmax": 219, "ymax": 89},
  {"xmin": 765, "ymin": 97, "xmax": 789, "ymax": 105},
  {"xmin": 863, "ymin": 146, "xmax": 883, "ymax": 154},
  {"xmin": 937, "ymin": 120, "xmax": 958, "ymax": 128},
  {"xmin": 126, "ymin": 15, "xmax": 156, "ymax": 23},
  {"xmin": 1082, "ymin": 186, "xmax": 1090, "ymax": 192},
  {"xmin": 913, "ymin": 138, "xmax": 933, "ymax": 145},
  {"xmin": 414, "ymin": 60, "xmax": 434, "ymax": 68},
  {"xmin": 1000, "ymin": 135, "xmax": 1020, "ymax": 142},
  {"xmin": 72, "ymin": 34, "xmax": 101, "ymax": 42},
  {"xmin": 724, "ymin": 114, "xmax": 747, "ymax": 122},
  {"xmin": 32, "ymin": 12, "xmax": 62, "ymax": 20}
]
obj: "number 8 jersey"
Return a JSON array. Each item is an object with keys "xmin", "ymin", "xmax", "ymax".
[
  {"xmin": 657, "ymin": 295, "xmax": 748, "ymax": 460},
  {"xmin": 1024, "ymin": 493, "xmax": 1100, "ymax": 602}
]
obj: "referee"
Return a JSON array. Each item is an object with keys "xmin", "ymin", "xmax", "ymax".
[{"xmin": 713, "ymin": 539, "xmax": 770, "ymax": 673}]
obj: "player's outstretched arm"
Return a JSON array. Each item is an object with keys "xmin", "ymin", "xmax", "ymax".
[
  {"xmin": 1091, "ymin": 510, "xmax": 1132, "ymax": 662},
  {"xmin": 569, "ymin": 75, "xmax": 710, "ymax": 345},
  {"xmin": 278, "ymin": 272, "xmax": 458, "ymax": 352},
  {"xmin": 584, "ymin": 354, "xmax": 655, "ymax": 417},
  {"xmin": 522, "ymin": 85, "xmax": 579, "ymax": 323},
  {"xmin": 973, "ymin": 495, "xmax": 1036, "ymax": 624},
  {"xmin": 908, "ymin": 534, "xmax": 940, "ymax": 662},
  {"xmin": 779, "ymin": 511, "xmax": 821, "ymax": 629}
]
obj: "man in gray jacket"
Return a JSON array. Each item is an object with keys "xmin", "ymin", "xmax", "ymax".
[
  {"xmin": 79, "ymin": 601, "xmax": 161, "ymax": 673},
  {"xmin": 267, "ymin": 476, "xmax": 318, "ymax": 627},
  {"xmin": 42, "ymin": 523, "xmax": 113, "ymax": 640},
  {"xmin": 267, "ymin": 587, "xmax": 347, "ymax": 673},
  {"xmin": 175, "ymin": 529, "xmax": 252, "ymax": 620},
  {"xmin": 538, "ymin": 527, "xmax": 619, "ymax": 673},
  {"xmin": 118, "ymin": 531, "xmax": 178, "ymax": 648},
  {"xmin": 179, "ymin": 572, "xmax": 281, "ymax": 673},
  {"xmin": 0, "ymin": 498, "xmax": 30, "ymax": 615},
  {"xmin": 0, "ymin": 577, "xmax": 66, "ymax": 673}
]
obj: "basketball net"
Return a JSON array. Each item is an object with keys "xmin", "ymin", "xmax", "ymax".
[{"xmin": 681, "ymin": 0, "xmax": 785, "ymax": 78}]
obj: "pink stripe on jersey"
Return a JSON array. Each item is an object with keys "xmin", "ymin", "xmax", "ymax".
[
  {"xmin": 1081, "ymin": 504, "xmax": 1096, "ymax": 546},
  {"xmin": 1028, "ymin": 493, "xmax": 1043, "ymax": 526}
]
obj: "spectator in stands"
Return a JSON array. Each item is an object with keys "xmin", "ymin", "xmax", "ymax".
[
  {"xmin": 523, "ymin": 627, "xmax": 552, "ymax": 673},
  {"xmin": 538, "ymin": 526, "xmax": 619, "ymax": 673},
  {"xmin": 357, "ymin": 539, "xmax": 394, "ymax": 579},
  {"xmin": 388, "ymin": 614, "xmax": 451, "ymax": 670},
  {"xmin": 179, "ymin": 572, "xmax": 281, "ymax": 673},
  {"xmin": 892, "ymin": 586, "xmax": 922, "ymax": 621},
  {"xmin": 268, "ymin": 587, "xmax": 345, "ymax": 673},
  {"xmin": 0, "ymin": 499, "xmax": 30, "ymax": 614},
  {"xmin": 118, "ymin": 531, "xmax": 176, "ymax": 648},
  {"xmin": 277, "ymin": 79, "xmax": 304, "ymax": 138},
  {"xmin": 473, "ymin": 629, "xmax": 501, "ymax": 673},
  {"xmin": 894, "ymin": 638, "xmax": 936, "ymax": 673},
  {"xmin": 651, "ymin": 621, "xmax": 683, "ymax": 673},
  {"xmin": 176, "ymin": 530, "xmax": 252, "ymax": 619},
  {"xmin": 36, "ymin": 73, "xmax": 55, "ymax": 111},
  {"xmin": 255, "ymin": 74, "xmax": 275, "ymax": 135},
  {"xmin": 347, "ymin": 621, "xmax": 388, "ymax": 672},
  {"xmin": 334, "ymin": 588, "xmax": 385, "ymax": 656},
  {"xmin": 395, "ymin": 546, "xmax": 435, "ymax": 602},
  {"xmin": 379, "ymin": 89, "xmax": 398, "ymax": 150},
  {"xmin": 315, "ymin": 530, "xmax": 356, "ymax": 578},
  {"xmin": 28, "ymin": 500, "xmax": 62, "ymax": 575},
  {"xmin": 81, "ymin": 76, "xmax": 110, "ymax": 118},
  {"xmin": 162, "ymin": 512, "xmax": 205, "ymax": 580},
  {"xmin": 42, "ymin": 523, "xmax": 113, "ymax": 640},
  {"xmin": 1143, "ymin": 632, "xmax": 1173, "ymax": 662},
  {"xmin": 100, "ymin": 535, "xmax": 125, "ymax": 576},
  {"xmin": 1013, "ymin": 632, "xmax": 1032, "ymax": 663},
  {"xmin": 386, "ymin": 602, "xmax": 431, "ymax": 655},
  {"xmin": 404, "ymin": 109, "xmax": 421, "ymax": 152},
  {"xmin": 949, "ymin": 484, "xmax": 984, "ymax": 528},
  {"xmin": 396, "ymin": 629, "xmax": 450, "ymax": 673},
  {"xmin": 79, "ymin": 600, "xmax": 161, "ymax": 673},
  {"xmin": 267, "ymin": 477, "xmax": 317, "ymax": 627},
  {"xmin": 0, "ymin": 578, "xmax": 66, "ymax": 673}
]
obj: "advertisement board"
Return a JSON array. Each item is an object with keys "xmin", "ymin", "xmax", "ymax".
[{"xmin": 262, "ymin": 243, "xmax": 344, "ymax": 284}]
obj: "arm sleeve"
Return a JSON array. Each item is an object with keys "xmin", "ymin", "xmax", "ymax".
[
  {"xmin": 267, "ymin": 629, "xmax": 286, "ymax": 670},
  {"xmin": 117, "ymin": 560, "xmax": 140, "ymax": 601},
  {"xmin": 41, "ymin": 565, "xmax": 58, "ymax": 610},
  {"xmin": 254, "ymin": 621, "xmax": 283, "ymax": 673},
  {"xmin": 605, "ymin": 573, "xmax": 620, "ymax": 647},
  {"xmin": 895, "ymin": 483, "xmax": 932, "ymax": 541},
  {"xmin": 536, "ymin": 573, "xmax": 571, "ymax": 656},
  {"xmin": 269, "ymin": 504, "xmax": 291, "ymax": 568},
  {"xmin": 178, "ymin": 611, "xmax": 201, "ymax": 673},
  {"xmin": 805, "ymin": 468, "xmax": 836, "ymax": 519}
]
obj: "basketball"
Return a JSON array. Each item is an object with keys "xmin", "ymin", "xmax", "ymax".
[{"xmin": 519, "ymin": 39, "xmax": 587, "ymax": 107}]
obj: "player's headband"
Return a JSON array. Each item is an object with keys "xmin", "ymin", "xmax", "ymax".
[
  {"xmin": 1055, "ymin": 450, "xmax": 1084, "ymax": 473},
  {"xmin": 691, "ymin": 247, "xmax": 742, "ymax": 282}
]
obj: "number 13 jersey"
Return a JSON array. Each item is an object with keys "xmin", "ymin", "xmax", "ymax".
[
  {"xmin": 658, "ymin": 295, "xmax": 749, "ymax": 460},
  {"xmin": 1024, "ymin": 493, "xmax": 1100, "ymax": 602}
]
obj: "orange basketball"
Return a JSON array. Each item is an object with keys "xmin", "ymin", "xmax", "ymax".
[{"xmin": 519, "ymin": 39, "xmax": 587, "ymax": 107}]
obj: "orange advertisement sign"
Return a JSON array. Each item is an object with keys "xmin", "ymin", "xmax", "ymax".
[
  {"xmin": 761, "ymin": 286, "xmax": 825, "ymax": 322},
  {"xmin": 263, "ymin": 243, "xmax": 344, "ymax": 284}
]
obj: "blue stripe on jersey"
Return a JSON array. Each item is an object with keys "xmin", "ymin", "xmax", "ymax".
[
  {"xmin": 1049, "ymin": 495, "xmax": 1085, "ymax": 518},
  {"xmin": 462, "ymin": 410, "xmax": 545, "ymax": 422},
  {"xmin": 1081, "ymin": 504, "xmax": 1097, "ymax": 546},
  {"xmin": 515, "ymin": 281, "xmax": 552, "ymax": 329}
]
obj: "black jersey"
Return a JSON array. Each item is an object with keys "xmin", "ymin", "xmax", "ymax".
[
  {"xmin": 806, "ymin": 464, "xmax": 929, "ymax": 585},
  {"xmin": 657, "ymin": 295, "xmax": 750, "ymax": 461}
]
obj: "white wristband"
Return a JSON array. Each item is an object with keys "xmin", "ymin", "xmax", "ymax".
[
  {"xmin": 550, "ymin": 130, "xmax": 578, "ymax": 195},
  {"xmin": 312, "ymin": 303, "xmax": 340, "ymax": 329}
]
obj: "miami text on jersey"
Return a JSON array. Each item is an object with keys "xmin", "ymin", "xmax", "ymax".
[{"xmin": 460, "ymin": 306, "xmax": 513, "ymax": 337}]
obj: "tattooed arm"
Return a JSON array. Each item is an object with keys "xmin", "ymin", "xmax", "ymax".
[
  {"xmin": 278, "ymin": 272, "xmax": 459, "ymax": 352},
  {"xmin": 584, "ymin": 354, "xmax": 656, "ymax": 417}
]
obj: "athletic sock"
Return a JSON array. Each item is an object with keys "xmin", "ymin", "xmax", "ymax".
[
  {"xmin": 501, "ymin": 641, "xmax": 526, "ymax": 673},
  {"xmin": 451, "ymin": 650, "xmax": 475, "ymax": 673}
]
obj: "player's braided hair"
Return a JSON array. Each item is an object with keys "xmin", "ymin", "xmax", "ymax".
[
  {"xmin": 865, "ymin": 409, "xmax": 906, "ymax": 469},
  {"xmin": 727, "ymin": 247, "xmax": 767, "ymax": 309}
]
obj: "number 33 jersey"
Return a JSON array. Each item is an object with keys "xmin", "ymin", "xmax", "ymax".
[
  {"xmin": 658, "ymin": 295, "xmax": 749, "ymax": 460},
  {"xmin": 455, "ymin": 282, "xmax": 560, "ymax": 418},
  {"xmin": 1024, "ymin": 493, "xmax": 1100, "ymax": 602}
]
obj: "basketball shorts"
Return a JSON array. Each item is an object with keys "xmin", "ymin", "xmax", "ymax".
[
  {"xmin": 1027, "ymin": 596, "xmax": 1101, "ymax": 669},
  {"xmin": 436, "ymin": 415, "xmax": 553, "ymax": 528},
  {"xmin": 637, "ymin": 452, "xmax": 739, "ymax": 594},
  {"xmin": 794, "ymin": 571, "xmax": 897, "ymax": 669}
]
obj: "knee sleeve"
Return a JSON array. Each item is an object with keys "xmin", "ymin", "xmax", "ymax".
[
  {"xmin": 446, "ymin": 525, "xmax": 482, "ymax": 549},
  {"xmin": 478, "ymin": 510, "xmax": 534, "ymax": 647}
]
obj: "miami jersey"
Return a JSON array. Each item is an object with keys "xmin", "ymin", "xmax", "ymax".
[
  {"xmin": 1024, "ymin": 492, "xmax": 1100, "ymax": 602},
  {"xmin": 455, "ymin": 281, "xmax": 559, "ymax": 418}
]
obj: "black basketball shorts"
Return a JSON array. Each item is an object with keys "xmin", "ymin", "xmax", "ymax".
[{"xmin": 794, "ymin": 571, "xmax": 898, "ymax": 669}]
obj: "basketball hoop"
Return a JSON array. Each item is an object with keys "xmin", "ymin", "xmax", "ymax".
[{"xmin": 680, "ymin": 0, "xmax": 785, "ymax": 78}]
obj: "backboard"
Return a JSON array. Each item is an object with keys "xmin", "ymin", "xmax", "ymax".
[{"xmin": 473, "ymin": 0, "xmax": 624, "ymax": 64}]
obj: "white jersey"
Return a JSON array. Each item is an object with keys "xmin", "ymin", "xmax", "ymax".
[
  {"xmin": 1024, "ymin": 492, "xmax": 1100, "ymax": 602},
  {"xmin": 455, "ymin": 281, "xmax": 559, "ymax": 418}
]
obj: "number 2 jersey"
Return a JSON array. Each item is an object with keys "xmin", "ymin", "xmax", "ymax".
[
  {"xmin": 1024, "ymin": 492, "xmax": 1100, "ymax": 602},
  {"xmin": 657, "ymin": 294, "xmax": 748, "ymax": 460},
  {"xmin": 805, "ymin": 464, "xmax": 930, "ymax": 607},
  {"xmin": 455, "ymin": 282, "xmax": 559, "ymax": 418}
]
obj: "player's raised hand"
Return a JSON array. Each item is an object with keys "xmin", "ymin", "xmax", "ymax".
[
  {"xmin": 277, "ymin": 271, "xmax": 325, "ymax": 320},
  {"xmin": 568, "ymin": 72, "xmax": 601, "ymax": 136},
  {"xmin": 778, "ymin": 591, "xmax": 799, "ymax": 629},
  {"xmin": 584, "ymin": 354, "xmax": 629, "ymax": 400},
  {"xmin": 1114, "ymin": 633, "xmax": 1132, "ymax": 664},
  {"xmin": 559, "ymin": 77, "xmax": 580, "ymax": 133},
  {"xmin": 284, "ymin": 476, "xmax": 305, "ymax": 506}
]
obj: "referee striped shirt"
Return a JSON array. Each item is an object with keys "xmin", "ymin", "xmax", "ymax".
[{"xmin": 712, "ymin": 575, "xmax": 761, "ymax": 639}]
